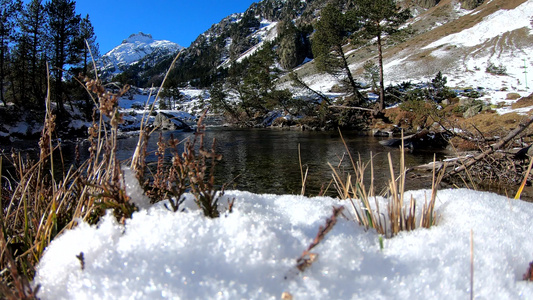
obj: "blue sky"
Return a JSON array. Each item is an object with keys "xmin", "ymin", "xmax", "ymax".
[{"xmin": 75, "ymin": 0, "xmax": 257, "ymax": 54}]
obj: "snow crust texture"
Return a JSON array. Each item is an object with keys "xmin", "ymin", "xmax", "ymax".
[{"xmin": 35, "ymin": 189, "xmax": 533, "ymax": 299}]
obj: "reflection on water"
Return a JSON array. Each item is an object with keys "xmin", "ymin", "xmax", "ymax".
[
  {"xmin": 207, "ymin": 128, "xmax": 446, "ymax": 195},
  {"xmin": 4, "ymin": 128, "xmax": 528, "ymax": 199},
  {"xmin": 6, "ymin": 128, "xmax": 445, "ymax": 196},
  {"xmin": 100, "ymin": 128, "xmax": 446, "ymax": 196}
]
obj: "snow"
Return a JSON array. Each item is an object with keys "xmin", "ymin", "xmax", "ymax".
[
  {"xmin": 362, "ymin": 1, "xmax": 533, "ymax": 105},
  {"xmin": 425, "ymin": 1, "xmax": 533, "ymax": 48},
  {"xmin": 69, "ymin": 119, "xmax": 92, "ymax": 130},
  {"xmin": 121, "ymin": 166, "xmax": 151, "ymax": 210},
  {"xmin": 34, "ymin": 185, "xmax": 533, "ymax": 299},
  {"xmin": 100, "ymin": 32, "xmax": 183, "ymax": 76}
]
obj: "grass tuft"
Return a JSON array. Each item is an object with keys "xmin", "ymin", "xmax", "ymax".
[{"xmin": 330, "ymin": 130, "xmax": 442, "ymax": 237}]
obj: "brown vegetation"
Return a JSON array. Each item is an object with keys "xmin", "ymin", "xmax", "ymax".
[
  {"xmin": 329, "ymin": 131, "xmax": 440, "ymax": 237},
  {"xmin": 512, "ymin": 94, "xmax": 533, "ymax": 109},
  {"xmin": 455, "ymin": 111, "xmax": 532, "ymax": 137},
  {"xmin": 0, "ymin": 57, "xmax": 226, "ymax": 296},
  {"xmin": 525, "ymin": 261, "xmax": 533, "ymax": 281}
]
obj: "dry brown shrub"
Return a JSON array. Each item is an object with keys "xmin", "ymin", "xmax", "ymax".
[
  {"xmin": 384, "ymin": 106, "xmax": 401, "ymax": 123},
  {"xmin": 371, "ymin": 117, "xmax": 392, "ymax": 130},
  {"xmin": 506, "ymin": 93, "xmax": 521, "ymax": 100},
  {"xmin": 440, "ymin": 101, "xmax": 465, "ymax": 118},
  {"xmin": 511, "ymin": 93, "xmax": 533, "ymax": 109},
  {"xmin": 384, "ymin": 106, "xmax": 428, "ymax": 129},
  {"xmin": 457, "ymin": 112, "xmax": 528, "ymax": 136},
  {"xmin": 449, "ymin": 136, "xmax": 479, "ymax": 151}
]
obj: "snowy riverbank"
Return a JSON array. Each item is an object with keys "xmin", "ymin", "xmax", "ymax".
[{"xmin": 34, "ymin": 188, "xmax": 533, "ymax": 299}]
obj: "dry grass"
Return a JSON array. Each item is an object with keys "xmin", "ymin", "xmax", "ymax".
[
  {"xmin": 0, "ymin": 68, "xmax": 140, "ymax": 297},
  {"xmin": 329, "ymin": 130, "xmax": 442, "ymax": 237},
  {"xmin": 524, "ymin": 261, "xmax": 533, "ymax": 281},
  {"xmin": 294, "ymin": 206, "xmax": 344, "ymax": 273},
  {"xmin": 0, "ymin": 50, "xmax": 226, "ymax": 297},
  {"xmin": 512, "ymin": 94, "xmax": 533, "ymax": 109},
  {"xmin": 454, "ymin": 111, "xmax": 532, "ymax": 138}
]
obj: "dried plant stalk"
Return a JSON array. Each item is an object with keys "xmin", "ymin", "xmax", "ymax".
[{"xmin": 295, "ymin": 206, "xmax": 344, "ymax": 272}]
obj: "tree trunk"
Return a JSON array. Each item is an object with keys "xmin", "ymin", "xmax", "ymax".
[
  {"xmin": 0, "ymin": 37, "xmax": 6, "ymax": 107},
  {"xmin": 377, "ymin": 31, "xmax": 385, "ymax": 112},
  {"xmin": 338, "ymin": 45, "xmax": 364, "ymax": 103}
]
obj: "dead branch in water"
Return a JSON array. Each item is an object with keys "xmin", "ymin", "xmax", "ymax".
[
  {"xmin": 329, "ymin": 105, "xmax": 375, "ymax": 112},
  {"xmin": 444, "ymin": 115, "xmax": 533, "ymax": 178}
]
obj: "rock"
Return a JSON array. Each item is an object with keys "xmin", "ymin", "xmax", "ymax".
[
  {"xmin": 153, "ymin": 113, "xmax": 191, "ymax": 131},
  {"xmin": 271, "ymin": 117, "xmax": 293, "ymax": 128},
  {"xmin": 372, "ymin": 129, "xmax": 392, "ymax": 137},
  {"xmin": 153, "ymin": 113, "xmax": 177, "ymax": 130},
  {"xmin": 463, "ymin": 104, "xmax": 483, "ymax": 118},
  {"xmin": 459, "ymin": 98, "xmax": 474, "ymax": 106},
  {"xmin": 379, "ymin": 137, "xmax": 404, "ymax": 148},
  {"xmin": 379, "ymin": 129, "xmax": 449, "ymax": 150},
  {"xmin": 261, "ymin": 111, "xmax": 282, "ymax": 127}
]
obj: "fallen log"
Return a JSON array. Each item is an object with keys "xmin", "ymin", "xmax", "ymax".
[
  {"xmin": 379, "ymin": 129, "xmax": 449, "ymax": 150},
  {"xmin": 444, "ymin": 115, "xmax": 533, "ymax": 178},
  {"xmin": 328, "ymin": 105, "xmax": 375, "ymax": 112}
]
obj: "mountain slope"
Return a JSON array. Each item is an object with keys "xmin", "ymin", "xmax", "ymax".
[
  {"xmin": 378, "ymin": 0, "xmax": 533, "ymax": 90},
  {"xmin": 288, "ymin": 0, "xmax": 532, "ymax": 96},
  {"xmin": 103, "ymin": 0, "xmax": 532, "ymax": 101}
]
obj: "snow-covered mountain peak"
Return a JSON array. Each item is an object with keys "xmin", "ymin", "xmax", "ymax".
[
  {"xmin": 99, "ymin": 32, "xmax": 183, "ymax": 79},
  {"xmin": 122, "ymin": 32, "xmax": 154, "ymax": 44}
]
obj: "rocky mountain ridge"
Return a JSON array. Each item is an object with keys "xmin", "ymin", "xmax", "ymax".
[{"xmin": 99, "ymin": 32, "xmax": 183, "ymax": 80}]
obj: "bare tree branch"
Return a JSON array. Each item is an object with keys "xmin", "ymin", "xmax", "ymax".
[{"xmin": 445, "ymin": 115, "xmax": 533, "ymax": 177}]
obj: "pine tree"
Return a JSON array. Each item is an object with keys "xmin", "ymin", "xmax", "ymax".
[
  {"xmin": 278, "ymin": 21, "xmax": 300, "ymax": 69},
  {"xmin": 353, "ymin": 0, "xmax": 410, "ymax": 111},
  {"xmin": 0, "ymin": 0, "xmax": 22, "ymax": 106},
  {"xmin": 70, "ymin": 14, "xmax": 99, "ymax": 118},
  {"xmin": 45, "ymin": 0, "xmax": 81, "ymax": 116},
  {"xmin": 74, "ymin": 14, "xmax": 99, "ymax": 75},
  {"xmin": 18, "ymin": 0, "xmax": 47, "ymax": 108},
  {"xmin": 278, "ymin": 21, "xmax": 312, "ymax": 70},
  {"xmin": 311, "ymin": 4, "xmax": 364, "ymax": 104},
  {"xmin": 225, "ymin": 42, "xmax": 291, "ymax": 121},
  {"xmin": 11, "ymin": 32, "xmax": 30, "ymax": 106},
  {"xmin": 240, "ymin": 44, "xmax": 277, "ymax": 114},
  {"xmin": 209, "ymin": 81, "xmax": 239, "ymax": 119}
]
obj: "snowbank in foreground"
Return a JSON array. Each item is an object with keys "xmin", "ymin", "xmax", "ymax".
[{"xmin": 34, "ymin": 189, "xmax": 533, "ymax": 299}]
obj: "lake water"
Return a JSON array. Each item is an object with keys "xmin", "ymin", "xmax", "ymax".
[
  {"xmin": 4, "ymin": 127, "xmax": 528, "ymax": 200},
  {"xmin": 107, "ymin": 127, "xmax": 448, "ymax": 196}
]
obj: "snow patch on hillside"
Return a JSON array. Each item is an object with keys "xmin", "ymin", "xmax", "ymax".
[{"xmin": 425, "ymin": 1, "xmax": 533, "ymax": 48}]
